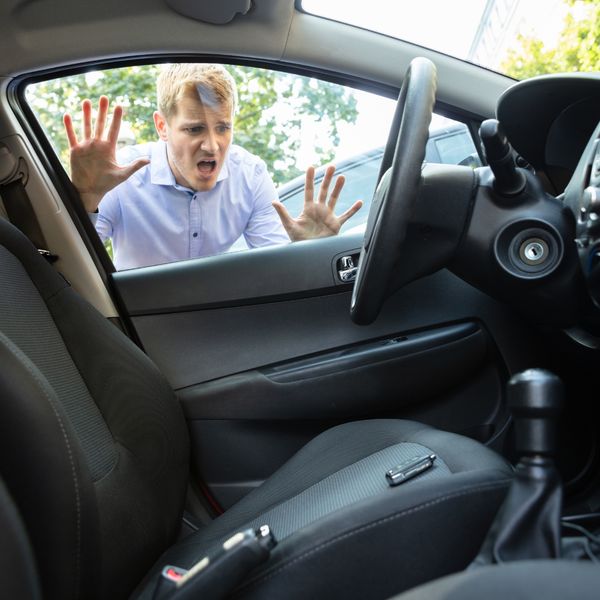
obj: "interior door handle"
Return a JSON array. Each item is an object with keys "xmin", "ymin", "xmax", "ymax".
[{"xmin": 338, "ymin": 255, "xmax": 358, "ymax": 282}]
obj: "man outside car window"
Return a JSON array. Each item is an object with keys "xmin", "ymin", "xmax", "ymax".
[{"xmin": 63, "ymin": 63, "xmax": 362, "ymax": 270}]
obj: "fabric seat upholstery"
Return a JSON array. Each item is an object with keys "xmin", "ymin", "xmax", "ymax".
[
  {"xmin": 0, "ymin": 217, "xmax": 513, "ymax": 600},
  {"xmin": 137, "ymin": 420, "xmax": 512, "ymax": 599}
]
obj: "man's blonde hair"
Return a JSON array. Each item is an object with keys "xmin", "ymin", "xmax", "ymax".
[{"xmin": 157, "ymin": 63, "xmax": 238, "ymax": 120}]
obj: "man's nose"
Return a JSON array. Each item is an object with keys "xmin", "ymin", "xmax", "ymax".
[{"xmin": 200, "ymin": 131, "xmax": 219, "ymax": 152}]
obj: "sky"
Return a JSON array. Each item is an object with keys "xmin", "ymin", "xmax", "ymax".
[
  {"xmin": 302, "ymin": 0, "xmax": 488, "ymax": 59},
  {"xmin": 302, "ymin": 0, "xmax": 570, "ymax": 65}
]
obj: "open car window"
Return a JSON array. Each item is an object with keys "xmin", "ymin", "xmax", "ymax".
[{"xmin": 25, "ymin": 63, "xmax": 480, "ymax": 268}]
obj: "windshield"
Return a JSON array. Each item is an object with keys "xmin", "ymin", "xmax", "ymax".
[{"xmin": 301, "ymin": 0, "xmax": 599, "ymax": 79}]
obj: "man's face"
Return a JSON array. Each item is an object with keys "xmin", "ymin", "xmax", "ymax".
[{"xmin": 154, "ymin": 92, "xmax": 233, "ymax": 191}]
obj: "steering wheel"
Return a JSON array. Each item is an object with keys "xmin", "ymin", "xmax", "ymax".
[{"xmin": 350, "ymin": 57, "xmax": 437, "ymax": 325}]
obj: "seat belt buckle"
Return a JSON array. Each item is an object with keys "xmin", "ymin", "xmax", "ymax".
[{"xmin": 153, "ymin": 524, "xmax": 277, "ymax": 599}]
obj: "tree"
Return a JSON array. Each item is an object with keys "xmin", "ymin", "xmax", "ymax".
[
  {"xmin": 501, "ymin": 0, "xmax": 599, "ymax": 79},
  {"xmin": 26, "ymin": 64, "xmax": 358, "ymax": 185}
]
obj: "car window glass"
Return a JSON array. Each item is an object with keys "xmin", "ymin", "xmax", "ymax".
[
  {"xmin": 274, "ymin": 118, "xmax": 481, "ymax": 239},
  {"xmin": 25, "ymin": 64, "xmax": 479, "ymax": 268}
]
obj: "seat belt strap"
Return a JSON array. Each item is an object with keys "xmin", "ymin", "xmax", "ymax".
[
  {"xmin": 1, "ymin": 178, "xmax": 48, "ymax": 250},
  {"xmin": 0, "ymin": 144, "xmax": 57, "ymax": 262}
]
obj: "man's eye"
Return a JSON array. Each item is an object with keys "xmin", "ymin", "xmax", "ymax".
[
  {"xmin": 185, "ymin": 126, "xmax": 204, "ymax": 134},
  {"xmin": 216, "ymin": 125, "xmax": 231, "ymax": 134}
]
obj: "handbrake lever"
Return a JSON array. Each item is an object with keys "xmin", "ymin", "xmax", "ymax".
[{"xmin": 153, "ymin": 525, "xmax": 276, "ymax": 600}]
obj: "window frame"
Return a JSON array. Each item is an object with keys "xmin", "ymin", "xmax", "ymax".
[{"xmin": 12, "ymin": 54, "xmax": 486, "ymax": 274}]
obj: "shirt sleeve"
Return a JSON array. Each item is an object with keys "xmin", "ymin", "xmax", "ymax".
[
  {"xmin": 91, "ymin": 190, "xmax": 120, "ymax": 243},
  {"xmin": 243, "ymin": 160, "xmax": 290, "ymax": 249}
]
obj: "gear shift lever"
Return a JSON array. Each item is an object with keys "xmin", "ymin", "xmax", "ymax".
[{"xmin": 472, "ymin": 368, "xmax": 563, "ymax": 566}]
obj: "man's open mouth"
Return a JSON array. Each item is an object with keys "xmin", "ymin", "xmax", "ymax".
[{"xmin": 197, "ymin": 159, "xmax": 217, "ymax": 175}]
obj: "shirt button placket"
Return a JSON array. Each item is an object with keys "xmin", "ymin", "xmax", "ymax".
[{"xmin": 190, "ymin": 194, "xmax": 201, "ymax": 257}]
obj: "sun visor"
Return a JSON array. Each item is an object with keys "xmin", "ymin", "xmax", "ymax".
[
  {"xmin": 497, "ymin": 73, "xmax": 600, "ymax": 190},
  {"xmin": 164, "ymin": 0, "xmax": 252, "ymax": 24}
]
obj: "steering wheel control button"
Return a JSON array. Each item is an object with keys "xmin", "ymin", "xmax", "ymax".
[{"xmin": 494, "ymin": 221, "xmax": 563, "ymax": 279}]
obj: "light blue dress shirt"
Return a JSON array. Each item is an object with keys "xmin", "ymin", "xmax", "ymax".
[{"xmin": 90, "ymin": 141, "xmax": 290, "ymax": 270}]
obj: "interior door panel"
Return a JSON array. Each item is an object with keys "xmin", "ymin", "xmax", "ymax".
[
  {"xmin": 178, "ymin": 321, "xmax": 489, "ymax": 420},
  {"xmin": 112, "ymin": 232, "xmax": 541, "ymax": 509}
]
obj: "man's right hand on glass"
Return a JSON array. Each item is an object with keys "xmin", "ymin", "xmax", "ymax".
[
  {"xmin": 63, "ymin": 96, "xmax": 149, "ymax": 212},
  {"xmin": 272, "ymin": 165, "xmax": 363, "ymax": 241}
]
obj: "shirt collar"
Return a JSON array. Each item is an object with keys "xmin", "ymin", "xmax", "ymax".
[{"xmin": 150, "ymin": 140, "xmax": 230, "ymax": 189}]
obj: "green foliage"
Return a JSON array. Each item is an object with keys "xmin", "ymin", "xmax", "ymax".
[
  {"xmin": 27, "ymin": 66, "xmax": 158, "ymax": 165},
  {"xmin": 26, "ymin": 64, "xmax": 358, "ymax": 185},
  {"xmin": 501, "ymin": 0, "xmax": 599, "ymax": 79}
]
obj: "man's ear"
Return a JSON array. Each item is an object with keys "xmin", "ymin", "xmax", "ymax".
[{"xmin": 154, "ymin": 111, "xmax": 168, "ymax": 141}]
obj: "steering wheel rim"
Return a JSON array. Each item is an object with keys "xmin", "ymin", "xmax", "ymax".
[{"xmin": 350, "ymin": 57, "xmax": 437, "ymax": 325}]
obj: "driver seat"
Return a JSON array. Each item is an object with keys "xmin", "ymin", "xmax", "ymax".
[{"xmin": 0, "ymin": 216, "xmax": 513, "ymax": 599}]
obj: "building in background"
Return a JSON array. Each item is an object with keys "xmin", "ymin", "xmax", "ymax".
[{"xmin": 468, "ymin": 0, "xmax": 567, "ymax": 70}]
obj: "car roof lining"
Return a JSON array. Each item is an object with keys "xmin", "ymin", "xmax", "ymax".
[
  {"xmin": 1, "ymin": 0, "xmax": 510, "ymax": 119},
  {"xmin": 162, "ymin": 0, "xmax": 253, "ymax": 25}
]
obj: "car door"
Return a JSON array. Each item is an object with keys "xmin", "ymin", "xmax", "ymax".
[
  {"xmin": 23, "ymin": 62, "xmax": 541, "ymax": 514},
  {"xmin": 111, "ymin": 230, "xmax": 539, "ymax": 512}
]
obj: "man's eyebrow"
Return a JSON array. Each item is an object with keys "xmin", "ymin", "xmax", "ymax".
[
  {"xmin": 180, "ymin": 119, "xmax": 232, "ymax": 127},
  {"xmin": 180, "ymin": 120, "xmax": 206, "ymax": 127}
]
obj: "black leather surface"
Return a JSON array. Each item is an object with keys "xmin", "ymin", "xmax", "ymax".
[
  {"xmin": 473, "ymin": 457, "xmax": 562, "ymax": 565},
  {"xmin": 0, "ymin": 478, "xmax": 41, "ymax": 600},
  {"xmin": 393, "ymin": 560, "xmax": 600, "ymax": 600}
]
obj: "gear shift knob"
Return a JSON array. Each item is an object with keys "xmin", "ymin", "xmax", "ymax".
[{"xmin": 508, "ymin": 368, "xmax": 563, "ymax": 457}]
